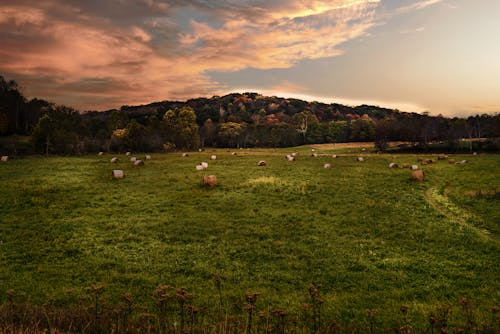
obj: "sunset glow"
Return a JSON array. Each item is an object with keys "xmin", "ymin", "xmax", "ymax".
[{"xmin": 1, "ymin": 0, "xmax": 499, "ymax": 116}]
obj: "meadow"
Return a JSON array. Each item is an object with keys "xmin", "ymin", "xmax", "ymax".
[{"xmin": 0, "ymin": 146, "xmax": 498, "ymax": 332}]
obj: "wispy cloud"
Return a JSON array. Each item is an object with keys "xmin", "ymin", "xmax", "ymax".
[{"xmin": 0, "ymin": 0, "xmax": 444, "ymax": 110}]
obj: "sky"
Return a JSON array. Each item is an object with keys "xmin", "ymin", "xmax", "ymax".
[{"xmin": 0, "ymin": 0, "xmax": 499, "ymax": 116}]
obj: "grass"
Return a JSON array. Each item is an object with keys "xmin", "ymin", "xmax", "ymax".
[{"xmin": 0, "ymin": 147, "xmax": 498, "ymax": 330}]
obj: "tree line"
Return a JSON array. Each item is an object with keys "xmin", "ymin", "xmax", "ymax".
[{"xmin": 1, "ymin": 75, "xmax": 499, "ymax": 155}]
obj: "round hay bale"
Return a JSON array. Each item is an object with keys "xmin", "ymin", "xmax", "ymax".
[
  {"xmin": 134, "ymin": 160, "xmax": 144, "ymax": 166},
  {"xmin": 1, "ymin": 155, "xmax": 9, "ymax": 162},
  {"xmin": 402, "ymin": 163, "xmax": 410, "ymax": 169},
  {"xmin": 211, "ymin": 155, "xmax": 217, "ymax": 160},
  {"xmin": 201, "ymin": 162, "xmax": 208, "ymax": 169},
  {"xmin": 438, "ymin": 155, "xmax": 448, "ymax": 160},
  {"xmin": 291, "ymin": 152, "xmax": 297, "ymax": 157},
  {"xmin": 145, "ymin": 155, "xmax": 151, "ymax": 160},
  {"xmin": 389, "ymin": 163, "xmax": 398, "ymax": 168},
  {"xmin": 258, "ymin": 160, "xmax": 266, "ymax": 166},
  {"xmin": 357, "ymin": 157, "xmax": 364, "ymax": 162},
  {"xmin": 110, "ymin": 157, "xmax": 119, "ymax": 163},
  {"xmin": 312, "ymin": 153, "xmax": 318, "ymax": 157},
  {"xmin": 112, "ymin": 170, "xmax": 124, "ymax": 179},
  {"xmin": 232, "ymin": 152, "xmax": 237, "ymax": 155},
  {"xmin": 203, "ymin": 175, "xmax": 217, "ymax": 188},
  {"xmin": 130, "ymin": 157, "xmax": 137, "ymax": 162},
  {"xmin": 448, "ymin": 159, "xmax": 455, "ymax": 164},
  {"xmin": 196, "ymin": 165, "xmax": 204, "ymax": 171},
  {"xmin": 473, "ymin": 152, "xmax": 477, "ymax": 155},
  {"xmin": 286, "ymin": 155, "xmax": 295, "ymax": 161},
  {"xmin": 182, "ymin": 153, "xmax": 189, "ymax": 157},
  {"xmin": 324, "ymin": 163, "xmax": 332, "ymax": 169},
  {"xmin": 311, "ymin": 149, "xmax": 315, "ymax": 152},
  {"xmin": 411, "ymin": 169, "xmax": 424, "ymax": 181},
  {"xmin": 411, "ymin": 165, "xmax": 419, "ymax": 170},
  {"xmin": 125, "ymin": 152, "xmax": 131, "ymax": 156},
  {"xmin": 98, "ymin": 152, "xmax": 104, "ymax": 156},
  {"xmin": 332, "ymin": 154, "xmax": 337, "ymax": 158}
]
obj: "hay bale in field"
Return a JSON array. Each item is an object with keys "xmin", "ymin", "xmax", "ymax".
[
  {"xmin": 258, "ymin": 160, "xmax": 266, "ymax": 166},
  {"xmin": 98, "ymin": 152, "xmax": 104, "ymax": 156},
  {"xmin": 411, "ymin": 169, "xmax": 424, "ymax": 181},
  {"xmin": 448, "ymin": 159, "xmax": 455, "ymax": 164},
  {"xmin": 134, "ymin": 160, "xmax": 144, "ymax": 166},
  {"xmin": 203, "ymin": 175, "xmax": 217, "ymax": 188},
  {"xmin": 211, "ymin": 155, "xmax": 217, "ymax": 160},
  {"xmin": 112, "ymin": 170, "xmax": 124, "ymax": 179},
  {"xmin": 145, "ymin": 155, "xmax": 151, "ymax": 160},
  {"xmin": 130, "ymin": 157, "xmax": 137, "ymax": 162},
  {"xmin": 196, "ymin": 165, "xmax": 204, "ymax": 171},
  {"xmin": 311, "ymin": 153, "xmax": 318, "ymax": 157},
  {"xmin": 473, "ymin": 152, "xmax": 477, "ymax": 155},
  {"xmin": 389, "ymin": 163, "xmax": 398, "ymax": 168},
  {"xmin": 411, "ymin": 165, "xmax": 419, "ymax": 170},
  {"xmin": 332, "ymin": 154, "xmax": 337, "ymax": 158},
  {"xmin": 438, "ymin": 155, "xmax": 448, "ymax": 160},
  {"xmin": 291, "ymin": 152, "xmax": 298, "ymax": 157},
  {"xmin": 231, "ymin": 152, "xmax": 237, "ymax": 155},
  {"xmin": 324, "ymin": 163, "xmax": 332, "ymax": 169},
  {"xmin": 402, "ymin": 163, "xmax": 410, "ymax": 168},
  {"xmin": 125, "ymin": 152, "xmax": 131, "ymax": 156},
  {"xmin": 201, "ymin": 162, "xmax": 208, "ymax": 169},
  {"xmin": 110, "ymin": 157, "xmax": 119, "ymax": 163},
  {"xmin": 311, "ymin": 149, "xmax": 315, "ymax": 152},
  {"xmin": 286, "ymin": 155, "xmax": 295, "ymax": 161},
  {"xmin": 182, "ymin": 153, "xmax": 189, "ymax": 157},
  {"xmin": 1, "ymin": 155, "xmax": 8, "ymax": 162},
  {"xmin": 421, "ymin": 160, "xmax": 428, "ymax": 165},
  {"xmin": 357, "ymin": 157, "xmax": 364, "ymax": 162}
]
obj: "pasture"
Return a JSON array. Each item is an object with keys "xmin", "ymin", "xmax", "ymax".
[{"xmin": 0, "ymin": 146, "xmax": 498, "ymax": 329}]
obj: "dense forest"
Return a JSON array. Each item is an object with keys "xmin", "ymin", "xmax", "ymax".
[{"xmin": 1, "ymin": 75, "xmax": 499, "ymax": 155}]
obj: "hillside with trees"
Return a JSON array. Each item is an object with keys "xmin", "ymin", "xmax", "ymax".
[{"xmin": 1, "ymin": 75, "xmax": 499, "ymax": 155}]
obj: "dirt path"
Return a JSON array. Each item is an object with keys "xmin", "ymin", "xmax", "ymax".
[{"xmin": 424, "ymin": 187, "xmax": 494, "ymax": 241}]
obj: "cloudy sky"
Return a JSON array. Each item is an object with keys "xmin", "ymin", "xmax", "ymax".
[{"xmin": 1, "ymin": 0, "xmax": 499, "ymax": 116}]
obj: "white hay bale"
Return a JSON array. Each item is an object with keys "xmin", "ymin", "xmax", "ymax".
[
  {"xmin": 125, "ymin": 152, "xmax": 131, "ymax": 156},
  {"xmin": 145, "ymin": 155, "xmax": 151, "ymax": 160},
  {"xmin": 182, "ymin": 153, "xmax": 189, "ymax": 157},
  {"xmin": 332, "ymin": 154, "xmax": 337, "ymax": 158},
  {"xmin": 211, "ymin": 155, "xmax": 217, "ymax": 160},
  {"xmin": 389, "ymin": 163, "xmax": 398, "ymax": 168},
  {"xmin": 324, "ymin": 163, "xmax": 332, "ymax": 169},
  {"xmin": 110, "ymin": 157, "xmax": 119, "ymax": 163},
  {"xmin": 112, "ymin": 170, "xmax": 124, "ymax": 179},
  {"xmin": 130, "ymin": 157, "xmax": 137, "ymax": 162},
  {"xmin": 134, "ymin": 160, "xmax": 144, "ymax": 166},
  {"xmin": 357, "ymin": 157, "xmax": 364, "ymax": 162},
  {"xmin": 258, "ymin": 160, "xmax": 266, "ymax": 166},
  {"xmin": 311, "ymin": 149, "xmax": 315, "ymax": 152},
  {"xmin": 411, "ymin": 165, "xmax": 419, "ymax": 170},
  {"xmin": 232, "ymin": 152, "xmax": 237, "ymax": 155},
  {"xmin": 312, "ymin": 153, "xmax": 318, "ymax": 157},
  {"xmin": 201, "ymin": 162, "xmax": 208, "ymax": 169},
  {"xmin": 473, "ymin": 152, "xmax": 477, "ymax": 155},
  {"xmin": 196, "ymin": 165, "xmax": 204, "ymax": 171},
  {"xmin": 1, "ymin": 156, "xmax": 8, "ymax": 162},
  {"xmin": 291, "ymin": 152, "xmax": 297, "ymax": 157},
  {"xmin": 286, "ymin": 155, "xmax": 295, "ymax": 161},
  {"xmin": 98, "ymin": 152, "xmax": 104, "ymax": 156}
]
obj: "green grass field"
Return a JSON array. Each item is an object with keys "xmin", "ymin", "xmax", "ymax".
[{"xmin": 0, "ymin": 147, "xmax": 498, "ymax": 329}]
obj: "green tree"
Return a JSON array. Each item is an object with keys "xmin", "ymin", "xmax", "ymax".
[
  {"xmin": 217, "ymin": 122, "xmax": 246, "ymax": 147},
  {"xmin": 163, "ymin": 107, "xmax": 200, "ymax": 149}
]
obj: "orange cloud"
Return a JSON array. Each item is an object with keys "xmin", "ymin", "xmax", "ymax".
[{"xmin": 1, "ymin": 0, "xmax": 424, "ymax": 110}]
